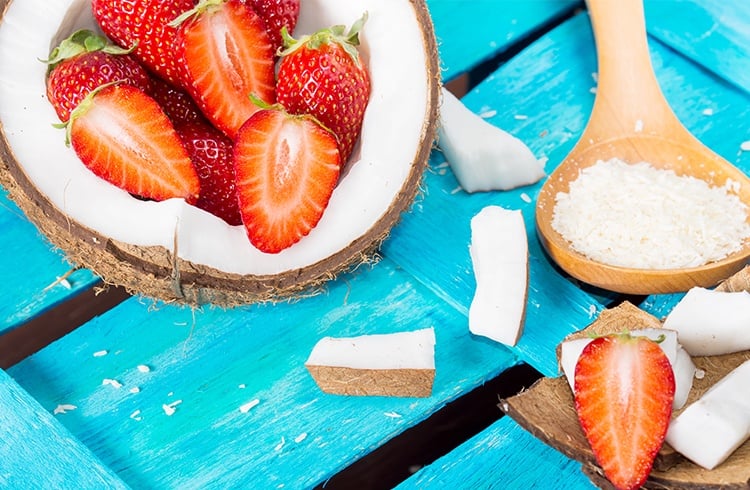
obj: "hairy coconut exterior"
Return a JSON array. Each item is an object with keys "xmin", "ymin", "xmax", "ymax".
[
  {"xmin": 306, "ymin": 365, "xmax": 435, "ymax": 398},
  {"xmin": 502, "ymin": 301, "xmax": 750, "ymax": 489},
  {"xmin": 0, "ymin": 0, "xmax": 441, "ymax": 306}
]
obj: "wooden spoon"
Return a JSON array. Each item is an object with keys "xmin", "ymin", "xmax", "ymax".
[{"xmin": 535, "ymin": 0, "xmax": 750, "ymax": 294}]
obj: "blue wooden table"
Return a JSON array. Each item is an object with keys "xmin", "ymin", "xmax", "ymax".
[{"xmin": 2, "ymin": 0, "xmax": 749, "ymax": 488}]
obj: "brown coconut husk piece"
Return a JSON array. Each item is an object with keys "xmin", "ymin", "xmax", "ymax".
[
  {"xmin": 0, "ymin": 0, "xmax": 441, "ymax": 307},
  {"xmin": 502, "ymin": 299, "xmax": 750, "ymax": 489},
  {"xmin": 306, "ymin": 366, "xmax": 435, "ymax": 398}
]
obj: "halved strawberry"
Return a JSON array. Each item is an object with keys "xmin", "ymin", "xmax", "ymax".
[
  {"xmin": 45, "ymin": 29, "xmax": 152, "ymax": 123},
  {"xmin": 245, "ymin": 0, "xmax": 300, "ymax": 54},
  {"xmin": 174, "ymin": 0, "xmax": 276, "ymax": 139},
  {"xmin": 234, "ymin": 108, "xmax": 340, "ymax": 253},
  {"xmin": 276, "ymin": 14, "xmax": 370, "ymax": 163},
  {"xmin": 92, "ymin": 0, "xmax": 196, "ymax": 88},
  {"xmin": 574, "ymin": 334, "xmax": 675, "ymax": 490},
  {"xmin": 175, "ymin": 119, "xmax": 241, "ymax": 225},
  {"xmin": 68, "ymin": 84, "xmax": 200, "ymax": 203}
]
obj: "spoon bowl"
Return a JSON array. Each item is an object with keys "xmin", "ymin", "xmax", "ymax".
[{"xmin": 535, "ymin": 0, "xmax": 750, "ymax": 294}]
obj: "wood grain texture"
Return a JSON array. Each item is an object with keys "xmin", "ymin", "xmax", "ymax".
[
  {"xmin": 9, "ymin": 259, "xmax": 518, "ymax": 488},
  {"xmin": 0, "ymin": 190, "xmax": 98, "ymax": 335},
  {"xmin": 0, "ymin": 369, "xmax": 127, "ymax": 489},
  {"xmin": 396, "ymin": 415, "xmax": 595, "ymax": 489},
  {"xmin": 426, "ymin": 0, "xmax": 580, "ymax": 81}
]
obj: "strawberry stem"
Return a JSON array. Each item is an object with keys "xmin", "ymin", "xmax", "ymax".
[
  {"xmin": 278, "ymin": 12, "xmax": 368, "ymax": 65},
  {"xmin": 169, "ymin": 0, "xmax": 226, "ymax": 28},
  {"xmin": 42, "ymin": 29, "xmax": 134, "ymax": 70}
]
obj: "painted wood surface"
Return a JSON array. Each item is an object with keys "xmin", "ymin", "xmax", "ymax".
[
  {"xmin": 0, "ymin": 368, "xmax": 128, "ymax": 489},
  {"xmin": 3, "ymin": 0, "xmax": 750, "ymax": 489},
  {"xmin": 9, "ymin": 259, "xmax": 520, "ymax": 488},
  {"xmin": 397, "ymin": 416, "xmax": 595, "ymax": 489},
  {"xmin": 426, "ymin": 0, "xmax": 580, "ymax": 81},
  {"xmin": 0, "ymin": 190, "xmax": 98, "ymax": 335}
]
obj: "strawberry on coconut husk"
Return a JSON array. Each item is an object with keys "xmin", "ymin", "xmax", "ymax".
[
  {"xmin": 66, "ymin": 83, "xmax": 200, "ymax": 203},
  {"xmin": 574, "ymin": 333, "xmax": 675, "ymax": 490},
  {"xmin": 92, "ymin": 0, "xmax": 196, "ymax": 88},
  {"xmin": 276, "ymin": 14, "xmax": 371, "ymax": 164},
  {"xmin": 172, "ymin": 0, "xmax": 276, "ymax": 140},
  {"xmin": 45, "ymin": 29, "xmax": 152, "ymax": 123},
  {"xmin": 234, "ymin": 106, "xmax": 340, "ymax": 254}
]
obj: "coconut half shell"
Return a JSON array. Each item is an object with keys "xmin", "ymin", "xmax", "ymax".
[{"xmin": 0, "ymin": 0, "xmax": 441, "ymax": 306}]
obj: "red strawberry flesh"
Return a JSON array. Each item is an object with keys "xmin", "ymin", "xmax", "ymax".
[
  {"xmin": 69, "ymin": 84, "xmax": 200, "ymax": 203},
  {"xmin": 234, "ymin": 109, "xmax": 340, "ymax": 253},
  {"xmin": 574, "ymin": 334, "xmax": 675, "ymax": 490}
]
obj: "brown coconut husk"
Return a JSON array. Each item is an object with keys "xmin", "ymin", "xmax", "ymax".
[
  {"xmin": 0, "ymin": 0, "xmax": 442, "ymax": 307},
  {"xmin": 305, "ymin": 365, "xmax": 435, "ymax": 398},
  {"xmin": 502, "ymin": 299, "xmax": 750, "ymax": 489}
]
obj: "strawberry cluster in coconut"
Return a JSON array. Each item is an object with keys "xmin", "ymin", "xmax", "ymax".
[
  {"xmin": 0, "ymin": 0, "xmax": 440, "ymax": 304},
  {"xmin": 45, "ymin": 0, "xmax": 369, "ymax": 255}
]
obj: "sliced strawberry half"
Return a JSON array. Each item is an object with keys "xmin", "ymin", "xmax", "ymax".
[
  {"xmin": 574, "ymin": 333, "xmax": 675, "ymax": 490},
  {"xmin": 175, "ymin": 0, "xmax": 276, "ymax": 139},
  {"xmin": 68, "ymin": 84, "xmax": 200, "ymax": 204},
  {"xmin": 234, "ymin": 108, "xmax": 340, "ymax": 253}
]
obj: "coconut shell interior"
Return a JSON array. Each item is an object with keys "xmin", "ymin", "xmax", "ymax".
[
  {"xmin": 502, "ymin": 300, "xmax": 750, "ymax": 489},
  {"xmin": 0, "ymin": 0, "xmax": 441, "ymax": 306}
]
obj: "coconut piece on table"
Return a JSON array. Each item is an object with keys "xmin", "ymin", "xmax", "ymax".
[
  {"xmin": 665, "ymin": 359, "xmax": 750, "ymax": 470},
  {"xmin": 468, "ymin": 206, "xmax": 528, "ymax": 346},
  {"xmin": 305, "ymin": 327, "xmax": 435, "ymax": 398},
  {"xmin": 663, "ymin": 287, "xmax": 750, "ymax": 356},
  {"xmin": 437, "ymin": 87, "xmax": 545, "ymax": 192}
]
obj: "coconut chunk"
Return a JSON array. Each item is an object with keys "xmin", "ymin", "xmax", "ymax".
[
  {"xmin": 665, "ymin": 359, "xmax": 750, "ymax": 470},
  {"xmin": 305, "ymin": 328, "xmax": 435, "ymax": 398},
  {"xmin": 663, "ymin": 287, "xmax": 750, "ymax": 355},
  {"xmin": 468, "ymin": 206, "xmax": 528, "ymax": 346},
  {"xmin": 559, "ymin": 328, "xmax": 695, "ymax": 409},
  {"xmin": 437, "ymin": 88, "xmax": 545, "ymax": 192}
]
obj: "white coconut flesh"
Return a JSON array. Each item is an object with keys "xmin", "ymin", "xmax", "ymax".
[{"xmin": 0, "ymin": 0, "xmax": 438, "ymax": 296}]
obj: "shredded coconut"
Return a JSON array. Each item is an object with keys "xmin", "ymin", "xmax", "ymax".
[
  {"xmin": 53, "ymin": 404, "xmax": 77, "ymax": 415},
  {"xmin": 137, "ymin": 364, "xmax": 151, "ymax": 373},
  {"xmin": 239, "ymin": 399, "xmax": 260, "ymax": 413},
  {"xmin": 102, "ymin": 378, "xmax": 123, "ymax": 389},
  {"xmin": 93, "ymin": 350, "xmax": 108, "ymax": 357},
  {"xmin": 552, "ymin": 158, "xmax": 750, "ymax": 269}
]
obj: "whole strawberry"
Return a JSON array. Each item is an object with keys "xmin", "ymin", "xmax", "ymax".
[
  {"xmin": 67, "ymin": 84, "xmax": 200, "ymax": 203},
  {"xmin": 173, "ymin": 0, "xmax": 276, "ymax": 139},
  {"xmin": 574, "ymin": 333, "xmax": 675, "ymax": 490},
  {"xmin": 276, "ymin": 14, "xmax": 371, "ymax": 163},
  {"xmin": 92, "ymin": 0, "xmax": 196, "ymax": 88},
  {"xmin": 234, "ymin": 107, "xmax": 340, "ymax": 253},
  {"xmin": 45, "ymin": 29, "xmax": 152, "ymax": 123},
  {"xmin": 245, "ymin": 0, "xmax": 300, "ymax": 54},
  {"xmin": 150, "ymin": 77, "xmax": 205, "ymax": 126},
  {"xmin": 175, "ymin": 120, "xmax": 241, "ymax": 225}
]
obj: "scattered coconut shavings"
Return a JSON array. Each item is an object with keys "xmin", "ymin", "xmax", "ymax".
[
  {"xmin": 741, "ymin": 141, "xmax": 750, "ymax": 152},
  {"xmin": 520, "ymin": 193, "xmax": 532, "ymax": 204},
  {"xmin": 93, "ymin": 350, "xmax": 109, "ymax": 357},
  {"xmin": 479, "ymin": 109, "xmax": 497, "ymax": 119},
  {"xmin": 53, "ymin": 404, "xmax": 77, "ymax": 415},
  {"xmin": 695, "ymin": 369, "xmax": 706, "ymax": 379},
  {"xmin": 384, "ymin": 411, "xmax": 402, "ymax": 419},
  {"xmin": 589, "ymin": 87, "xmax": 597, "ymax": 94},
  {"xmin": 162, "ymin": 400, "xmax": 182, "ymax": 416},
  {"xmin": 702, "ymin": 108, "xmax": 714, "ymax": 116},
  {"xmin": 294, "ymin": 433, "xmax": 308, "ymax": 443},
  {"xmin": 552, "ymin": 158, "xmax": 750, "ymax": 269},
  {"xmin": 275, "ymin": 437, "xmax": 286, "ymax": 452},
  {"xmin": 514, "ymin": 114, "xmax": 528, "ymax": 120},
  {"xmin": 238, "ymin": 384, "xmax": 246, "ymax": 389},
  {"xmin": 137, "ymin": 364, "xmax": 151, "ymax": 373},
  {"xmin": 130, "ymin": 387, "xmax": 141, "ymax": 394},
  {"xmin": 634, "ymin": 119, "xmax": 644, "ymax": 132},
  {"xmin": 130, "ymin": 410, "xmax": 142, "ymax": 421},
  {"xmin": 102, "ymin": 378, "xmax": 123, "ymax": 389},
  {"xmin": 239, "ymin": 399, "xmax": 260, "ymax": 413}
]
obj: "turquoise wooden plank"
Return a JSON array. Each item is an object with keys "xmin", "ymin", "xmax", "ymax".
[
  {"xmin": 382, "ymin": 12, "xmax": 605, "ymax": 379},
  {"xmin": 0, "ymin": 189, "xmax": 99, "ymax": 335},
  {"xmin": 646, "ymin": 0, "xmax": 750, "ymax": 95},
  {"xmin": 0, "ymin": 368, "xmax": 127, "ymax": 489},
  {"xmin": 9, "ymin": 258, "xmax": 519, "ymax": 489},
  {"xmin": 397, "ymin": 416, "xmax": 595, "ymax": 489},
  {"xmin": 425, "ymin": 0, "xmax": 580, "ymax": 81}
]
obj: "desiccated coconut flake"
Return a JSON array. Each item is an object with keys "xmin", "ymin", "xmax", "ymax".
[
  {"xmin": 93, "ymin": 350, "xmax": 108, "ymax": 357},
  {"xmin": 137, "ymin": 365, "xmax": 151, "ymax": 373},
  {"xmin": 552, "ymin": 158, "xmax": 750, "ymax": 269},
  {"xmin": 741, "ymin": 141, "xmax": 750, "ymax": 152},
  {"xmin": 514, "ymin": 114, "xmax": 528, "ymax": 120},
  {"xmin": 129, "ymin": 387, "xmax": 141, "ymax": 394},
  {"xmin": 275, "ymin": 437, "xmax": 286, "ymax": 452},
  {"xmin": 702, "ymin": 108, "xmax": 714, "ymax": 116},
  {"xmin": 294, "ymin": 433, "xmax": 308, "ymax": 443},
  {"xmin": 102, "ymin": 378, "xmax": 123, "ymax": 389},
  {"xmin": 239, "ymin": 399, "xmax": 260, "ymax": 413},
  {"xmin": 520, "ymin": 193, "xmax": 532, "ymax": 203},
  {"xmin": 384, "ymin": 411, "xmax": 402, "ymax": 419},
  {"xmin": 130, "ymin": 410, "xmax": 142, "ymax": 421},
  {"xmin": 162, "ymin": 400, "xmax": 182, "ymax": 416},
  {"xmin": 53, "ymin": 404, "xmax": 77, "ymax": 415},
  {"xmin": 634, "ymin": 119, "xmax": 644, "ymax": 132}
]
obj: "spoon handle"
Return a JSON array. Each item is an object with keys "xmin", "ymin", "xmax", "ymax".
[{"xmin": 586, "ymin": 0, "xmax": 674, "ymax": 132}]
